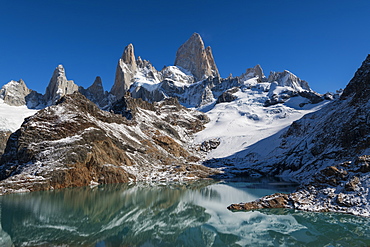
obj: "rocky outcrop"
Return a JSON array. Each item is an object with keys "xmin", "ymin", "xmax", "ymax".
[
  {"xmin": 174, "ymin": 33, "xmax": 219, "ymax": 82},
  {"xmin": 110, "ymin": 92, "xmax": 156, "ymax": 120},
  {"xmin": 199, "ymin": 138, "xmax": 220, "ymax": 152},
  {"xmin": 44, "ymin": 65, "xmax": 79, "ymax": 105},
  {"xmin": 111, "ymin": 44, "xmax": 138, "ymax": 100},
  {"xmin": 228, "ymin": 155, "xmax": 370, "ymax": 216},
  {"xmin": 0, "ymin": 131, "xmax": 11, "ymax": 156},
  {"xmin": 0, "ymin": 92, "xmax": 217, "ymax": 194},
  {"xmin": 216, "ymin": 87, "xmax": 239, "ymax": 104}
]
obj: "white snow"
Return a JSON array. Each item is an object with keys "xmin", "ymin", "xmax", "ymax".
[
  {"xmin": 0, "ymin": 99, "xmax": 38, "ymax": 132},
  {"xmin": 194, "ymin": 78, "xmax": 328, "ymax": 159},
  {"xmin": 133, "ymin": 68, "xmax": 161, "ymax": 91}
]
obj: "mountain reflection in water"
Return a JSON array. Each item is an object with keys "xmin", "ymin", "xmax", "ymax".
[{"xmin": 0, "ymin": 179, "xmax": 369, "ymax": 246}]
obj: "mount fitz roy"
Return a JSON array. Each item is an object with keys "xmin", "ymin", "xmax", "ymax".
[
  {"xmin": 0, "ymin": 33, "xmax": 368, "ymax": 216},
  {"xmin": 0, "ymin": 33, "xmax": 324, "ymax": 110}
]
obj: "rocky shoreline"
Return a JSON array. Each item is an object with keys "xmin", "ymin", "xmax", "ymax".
[{"xmin": 228, "ymin": 155, "xmax": 370, "ymax": 217}]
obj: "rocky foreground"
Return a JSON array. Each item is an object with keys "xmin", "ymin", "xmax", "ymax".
[{"xmin": 0, "ymin": 92, "xmax": 218, "ymax": 194}]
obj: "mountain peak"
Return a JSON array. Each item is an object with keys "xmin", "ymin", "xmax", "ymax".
[
  {"xmin": 44, "ymin": 65, "xmax": 79, "ymax": 105},
  {"xmin": 86, "ymin": 76, "xmax": 104, "ymax": 97},
  {"xmin": 121, "ymin": 43, "xmax": 137, "ymax": 68},
  {"xmin": 111, "ymin": 44, "xmax": 138, "ymax": 100},
  {"xmin": 0, "ymin": 79, "xmax": 31, "ymax": 106},
  {"xmin": 188, "ymin": 32, "xmax": 204, "ymax": 45},
  {"xmin": 340, "ymin": 54, "xmax": 370, "ymax": 102},
  {"xmin": 174, "ymin": 33, "xmax": 219, "ymax": 81}
]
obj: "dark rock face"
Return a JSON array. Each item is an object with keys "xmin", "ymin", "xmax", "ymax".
[
  {"xmin": 0, "ymin": 131, "xmax": 12, "ymax": 156},
  {"xmin": 110, "ymin": 92, "xmax": 156, "ymax": 120},
  {"xmin": 0, "ymin": 92, "xmax": 217, "ymax": 194},
  {"xmin": 341, "ymin": 54, "xmax": 370, "ymax": 102},
  {"xmin": 199, "ymin": 139, "xmax": 220, "ymax": 152},
  {"xmin": 79, "ymin": 76, "xmax": 110, "ymax": 109},
  {"xmin": 298, "ymin": 91, "xmax": 323, "ymax": 104}
]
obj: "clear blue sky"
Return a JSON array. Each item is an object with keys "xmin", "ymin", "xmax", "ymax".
[{"xmin": 1, "ymin": 0, "xmax": 370, "ymax": 94}]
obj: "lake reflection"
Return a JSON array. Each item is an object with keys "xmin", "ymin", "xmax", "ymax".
[{"xmin": 0, "ymin": 179, "xmax": 369, "ymax": 246}]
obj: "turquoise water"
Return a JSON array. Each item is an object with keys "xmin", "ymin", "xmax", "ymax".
[{"xmin": 0, "ymin": 179, "xmax": 369, "ymax": 246}]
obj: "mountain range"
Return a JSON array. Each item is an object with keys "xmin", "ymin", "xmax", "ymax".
[{"xmin": 0, "ymin": 33, "xmax": 368, "ymax": 216}]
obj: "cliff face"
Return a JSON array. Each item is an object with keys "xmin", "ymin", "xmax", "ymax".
[
  {"xmin": 174, "ymin": 33, "xmax": 219, "ymax": 82},
  {"xmin": 0, "ymin": 92, "xmax": 217, "ymax": 194}
]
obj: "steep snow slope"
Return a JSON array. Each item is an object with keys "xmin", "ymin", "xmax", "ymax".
[{"xmin": 194, "ymin": 77, "xmax": 329, "ymax": 159}]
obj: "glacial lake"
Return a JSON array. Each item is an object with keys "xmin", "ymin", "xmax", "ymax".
[{"xmin": 0, "ymin": 178, "xmax": 369, "ymax": 247}]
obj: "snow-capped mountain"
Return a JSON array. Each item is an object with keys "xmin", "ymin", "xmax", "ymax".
[{"xmin": 0, "ymin": 92, "xmax": 217, "ymax": 194}]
